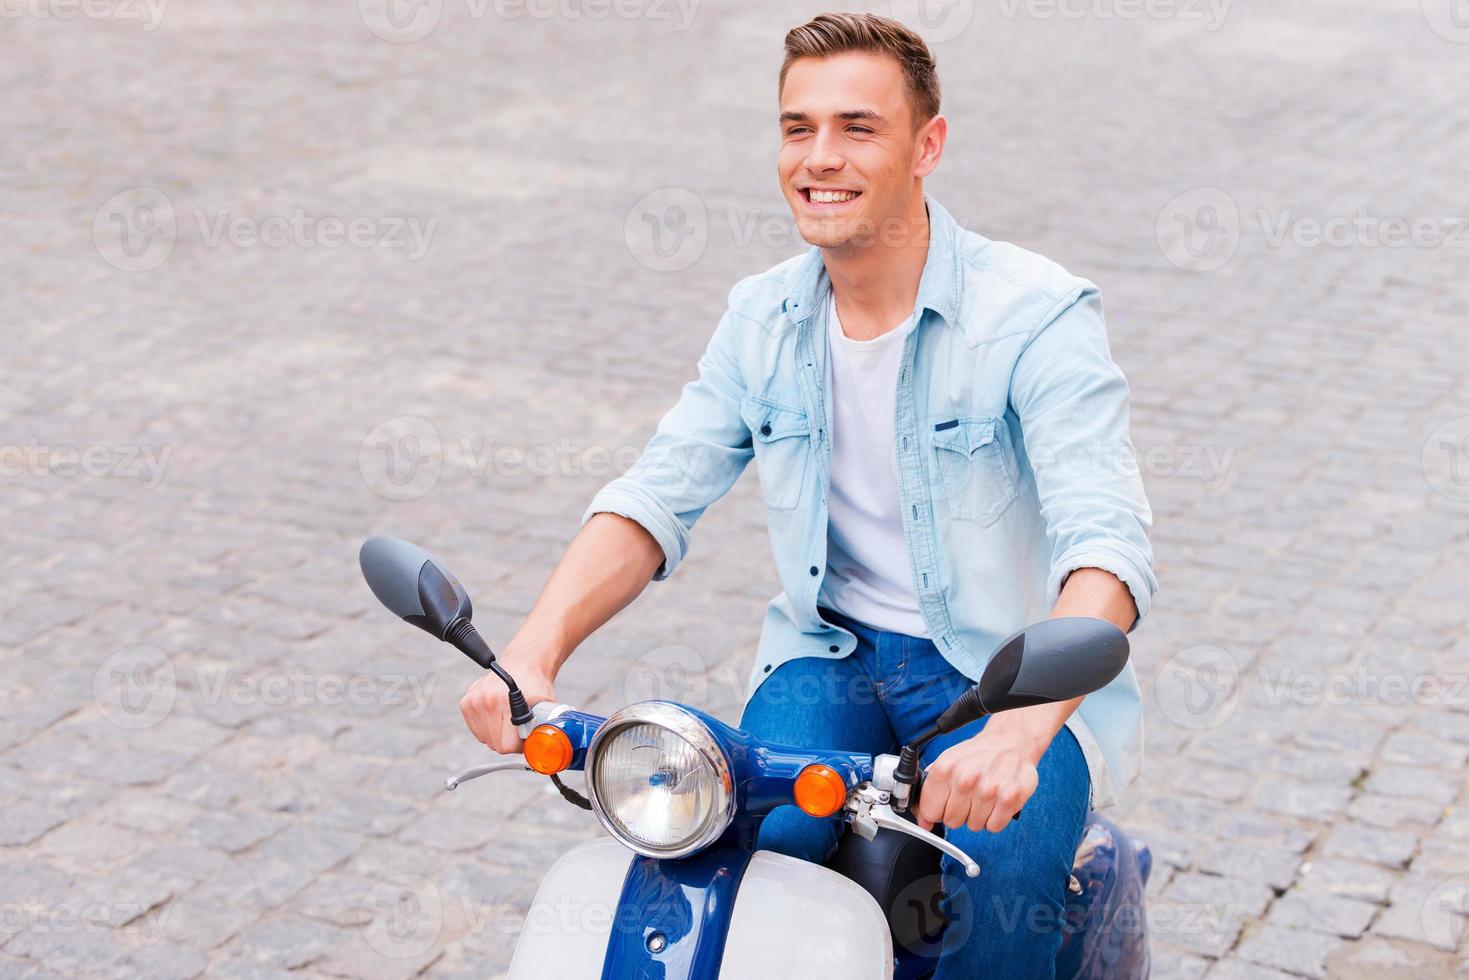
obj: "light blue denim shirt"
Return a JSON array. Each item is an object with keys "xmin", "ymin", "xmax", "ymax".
[{"xmin": 585, "ymin": 196, "xmax": 1156, "ymax": 805}]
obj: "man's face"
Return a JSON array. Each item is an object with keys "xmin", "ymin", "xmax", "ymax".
[{"xmin": 778, "ymin": 51, "xmax": 935, "ymax": 250}]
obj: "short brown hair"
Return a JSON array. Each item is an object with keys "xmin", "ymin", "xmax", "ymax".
[{"xmin": 780, "ymin": 13, "xmax": 941, "ymax": 125}]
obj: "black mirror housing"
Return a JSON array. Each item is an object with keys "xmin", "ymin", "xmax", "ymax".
[{"xmin": 934, "ymin": 617, "xmax": 1129, "ymax": 733}]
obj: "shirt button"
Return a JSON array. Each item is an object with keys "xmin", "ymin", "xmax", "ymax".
[
  {"xmin": 809, "ymin": 566, "xmax": 819, "ymax": 576},
  {"xmin": 829, "ymin": 645, "xmax": 840, "ymax": 653},
  {"xmin": 760, "ymin": 423, "xmax": 772, "ymax": 437}
]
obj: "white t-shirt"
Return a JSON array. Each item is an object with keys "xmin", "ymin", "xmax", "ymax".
[{"xmin": 817, "ymin": 294, "xmax": 928, "ymax": 636}]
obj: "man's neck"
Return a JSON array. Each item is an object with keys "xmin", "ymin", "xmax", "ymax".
[{"xmin": 822, "ymin": 193, "xmax": 931, "ymax": 342}]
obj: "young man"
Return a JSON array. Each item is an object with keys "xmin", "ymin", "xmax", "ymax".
[{"xmin": 460, "ymin": 12, "xmax": 1155, "ymax": 974}]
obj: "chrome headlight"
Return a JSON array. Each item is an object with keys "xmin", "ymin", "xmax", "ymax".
[{"xmin": 585, "ymin": 702, "xmax": 735, "ymax": 859}]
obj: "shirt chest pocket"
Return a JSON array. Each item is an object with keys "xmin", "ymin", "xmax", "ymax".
[
  {"xmin": 741, "ymin": 395, "xmax": 812, "ymax": 511},
  {"xmin": 931, "ymin": 417, "xmax": 1019, "ymax": 525}
]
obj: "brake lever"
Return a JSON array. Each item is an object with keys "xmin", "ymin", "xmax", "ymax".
[
  {"xmin": 845, "ymin": 784, "xmax": 981, "ymax": 878},
  {"xmin": 445, "ymin": 760, "xmax": 532, "ymax": 790}
]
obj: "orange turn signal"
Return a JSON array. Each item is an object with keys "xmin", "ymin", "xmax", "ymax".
[
  {"xmin": 793, "ymin": 763, "xmax": 848, "ymax": 818},
  {"xmin": 524, "ymin": 725, "xmax": 574, "ymax": 775}
]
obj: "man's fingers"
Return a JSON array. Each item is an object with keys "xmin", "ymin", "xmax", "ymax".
[{"xmin": 915, "ymin": 777, "xmax": 947, "ymax": 831}]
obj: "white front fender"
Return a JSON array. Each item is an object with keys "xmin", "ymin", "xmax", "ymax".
[{"xmin": 506, "ymin": 836, "xmax": 893, "ymax": 979}]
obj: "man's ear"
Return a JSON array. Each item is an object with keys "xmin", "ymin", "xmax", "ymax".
[{"xmin": 913, "ymin": 114, "xmax": 948, "ymax": 180}]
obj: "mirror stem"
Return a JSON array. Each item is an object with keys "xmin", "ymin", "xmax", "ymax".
[{"xmin": 444, "ymin": 618, "xmax": 534, "ymax": 726}]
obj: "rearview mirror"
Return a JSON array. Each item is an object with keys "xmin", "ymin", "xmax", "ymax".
[
  {"xmin": 359, "ymin": 536, "xmax": 472, "ymax": 640},
  {"xmin": 934, "ymin": 618, "xmax": 1129, "ymax": 733}
]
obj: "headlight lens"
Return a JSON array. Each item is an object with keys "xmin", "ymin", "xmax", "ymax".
[{"xmin": 586, "ymin": 703, "xmax": 735, "ymax": 858}]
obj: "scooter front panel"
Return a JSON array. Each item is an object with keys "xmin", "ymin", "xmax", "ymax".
[
  {"xmin": 505, "ymin": 836, "xmax": 633, "ymax": 979},
  {"xmin": 721, "ymin": 849, "xmax": 894, "ymax": 979}
]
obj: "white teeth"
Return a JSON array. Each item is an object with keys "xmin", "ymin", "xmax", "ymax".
[{"xmin": 809, "ymin": 189, "xmax": 857, "ymax": 203}]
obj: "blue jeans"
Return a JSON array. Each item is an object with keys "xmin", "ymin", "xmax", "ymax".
[{"xmin": 738, "ymin": 610, "xmax": 1091, "ymax": 979}]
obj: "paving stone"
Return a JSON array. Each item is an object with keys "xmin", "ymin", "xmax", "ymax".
[
  {"xmin": 1197, "ymin": 842, "xmax": 1303, "ymax": 891},
  {"xmin": 0, "ymin": 802, "xmax": 66, "ymax": 847},
  {"xmin": 223, "ymin": 915, "xmax": 349, "ymax": 971},
  {"xmin": 1346, "ymin": 793, "xmax": 1444, "ymax": 832},
  {"xmin": 1296, "ymin": 859, "xmax": 1399, "ymax": 905},
  {"xmin": 1364, "ymin": 767, "xmax": 1458, "ymax": 807},
  {"xmin": 179, "ymin": 811, "xmax": 286, "ymax": 854},
  {"xmin": 1236, "ymin": 924, "xmax": 1345, "ymax": 978},
  {"xmin": 1323, "ymin": 824, "xmax": 1420, "ymax": 870},
  {"xmin": 1267, "ymin": 888, "xmax": 1378, "ymax": 938},
  {"xmin": 1205, "ymin": 959, "xmax": 1295, "ymax": 980},
  {"xmin": 1325, "ymin": 935, "xmax": 1462, "ymax": 980}
]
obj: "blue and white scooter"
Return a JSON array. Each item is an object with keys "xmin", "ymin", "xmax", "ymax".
[{"xmin": 360, "ymin": 537, "xmax": 1153, "ymax": 979}]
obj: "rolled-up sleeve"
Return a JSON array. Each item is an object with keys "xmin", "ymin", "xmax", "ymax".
[
  {"xmin": 1010, "ymin": 287, "xmax": 1158, "ymax": 625},
  {"xmin": 582, "ymin": 306, "xmax": 754, "ymax": 580}
]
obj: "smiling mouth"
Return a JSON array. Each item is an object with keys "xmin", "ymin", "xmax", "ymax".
[{"xmin": 801, "ymin": 188, "xmax": 862, "ymax": 206}]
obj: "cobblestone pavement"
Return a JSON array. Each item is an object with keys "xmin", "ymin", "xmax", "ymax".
[{"xmin": 4, "ymin": 0, "xmax": 1468, "ymax": 976}]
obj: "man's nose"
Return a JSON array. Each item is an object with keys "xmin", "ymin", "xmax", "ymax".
[{"xmin": 803, "ymin": 132, "xmax": 846, "ymax": 175}]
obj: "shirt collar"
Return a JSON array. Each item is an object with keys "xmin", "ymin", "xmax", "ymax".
[{"xmin": 781, "ymin": 193, "xmax": 963, "ymax": 328}]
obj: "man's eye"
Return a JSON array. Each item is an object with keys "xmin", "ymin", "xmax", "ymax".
[
  {"xmin": 785, "ymin": 127, "xmax": 812, "ymax": 136},
  {"xmin": 847, "ymin": 126, "xmax": 874, "ymax": 135}
]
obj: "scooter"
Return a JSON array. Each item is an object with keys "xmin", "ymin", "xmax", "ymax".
[{"xmin": 359, "ymin": 537, "xmax": 1153, "ymax": 979}]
